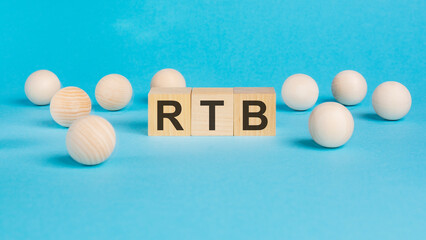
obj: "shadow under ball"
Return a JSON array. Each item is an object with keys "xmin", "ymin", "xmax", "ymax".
[
  {"xmin": 66, "ymin": 115, "xmax": 116, "ymax": 165},
  {"xmin": 50, "ymin": 87, "xmax": 92, "ymax": 127}
]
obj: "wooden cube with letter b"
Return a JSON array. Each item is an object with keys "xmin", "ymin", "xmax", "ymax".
[
  {"xmin": 191, "ymin": 88, "xmax": 233, "ymax": 136},
  {"xmin": 233, "ymin": 87, "xmax": 276, "ymax": 136},
  {"xmin": 148, "ymin": 87, "xmax": 192, "ymax": 136}
]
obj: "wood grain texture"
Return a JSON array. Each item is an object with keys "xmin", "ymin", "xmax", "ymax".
[
  {"xmin": 234, "ymin": 87, "xmax": 276, "ymax": 136},
  {"xmin": 66, "ymin": 115, "xmax": 116, "ymax": 165},
  {"xmin": 148, "ymin": 87, "xmax": 192, "ymax": 136},
  {"xmin": 191, "ymin": 88, "xmax": 233, "ymax": 136},
  {"xmin": 95, "ymin": 74, "xmax": 133, "ymax": 111},
  {"xmin": 50, "ymin": 86, "xmax": 92, "ymax": 127}
]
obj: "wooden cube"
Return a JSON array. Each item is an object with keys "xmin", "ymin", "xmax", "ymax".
[
  {"xmin": 233, "ymin": 87, "xmax": 276, "ymax": 136},
  {"xmin": 148, "ymin": 88, "xmax": 192, "ymax": 136},
  {"xmin": 191, "ymin": 88, "xmax": 233, "ymax": 136}
]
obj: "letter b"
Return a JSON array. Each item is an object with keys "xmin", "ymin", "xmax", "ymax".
[
  {"xmin": 234, "ymin": 87, "xmax": 276, "ymax": 136},
  {"xmin": 243, "ymin": 100, "xmax": 268, "ymax": 130}
]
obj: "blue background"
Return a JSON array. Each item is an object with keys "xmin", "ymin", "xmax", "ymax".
[{"xmin": 0, "ymin": 0, "xmax": 425, "ymax": 239}]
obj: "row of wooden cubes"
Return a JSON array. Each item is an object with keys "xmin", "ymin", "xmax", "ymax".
[{"xmin": 148, "ymin": 87, "xmax": 276, "ymax": 136}]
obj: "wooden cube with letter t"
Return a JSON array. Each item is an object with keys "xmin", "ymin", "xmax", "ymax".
[
  {"xmin": 233, "ymin": 87, "xmax": 276, "ymax": 136},
  {"xmin": 191, "ymin": 88, "xmax": 234, "ymax": 136},
  {"xmin": 148, "ymin": 87, "xmax": 192, "ymax": 136}
]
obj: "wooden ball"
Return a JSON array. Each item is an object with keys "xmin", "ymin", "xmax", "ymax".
[
  {"xmin": 332, "ymin": 70, "xmax": 367, "ymax": 105},
  {"xmin": 50, "ymin": 87, "xmax": 92, "ymax": 127},
  {"xmin": 95, "ymin": 74, "xmax": 133, "ymax": 111},
  {"xmin": 309, "ymin": 102, "xmax": 354, "ymax": 148},
  {"xmin": 372, "ymin": 81, "xmax": 411, "ymax": 120},
  {"xmin": 151, "ymin": 68, "xmax": 186, "ymax": 88},
  {"xmin": 25, "ymin": 70, "xmax": 61, "ymax": 105},
  {"xmin": 66, "ymin": 115, "xmax": 116, "ymax": 165},
  {"xmin": 281, "ymin": 74, "xmax": 319, "ymax": 110}
]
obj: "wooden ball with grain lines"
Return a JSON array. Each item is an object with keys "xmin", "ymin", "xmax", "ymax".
[
  {"xmin": 66, "ymin": 115, "xmax": 116, "ymax": 165},
  {"xmin": 50, "ymin": 87, "xmax": 92, "ymax": 127},
  {"xmin": 95, "ymin": 74, "xmax": 133, "ymax": 111}
]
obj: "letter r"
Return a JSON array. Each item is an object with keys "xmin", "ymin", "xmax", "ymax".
[{"xmin": 157, "ymin": 101, "xmax": 184, "ymax": 131}]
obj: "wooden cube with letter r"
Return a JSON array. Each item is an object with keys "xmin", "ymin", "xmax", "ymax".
[
  {"xmin": 148, "ymin": 88, "xmax": 192, "ymax": 136},
  {"xmin": 233, "ymin": 87, "xmax": 276, "ymax": 136}
]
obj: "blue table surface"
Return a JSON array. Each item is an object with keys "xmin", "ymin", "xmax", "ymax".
[{"xmin": 1, "ymin": 0, "xmax": 425, "ymax": 239}]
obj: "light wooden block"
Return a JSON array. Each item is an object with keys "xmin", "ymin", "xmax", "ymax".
[
  {"xmin": 233, "ymin": 87, "xmax": 276, "ymax": 136},
  {"xmin": 148, "ymin": 88, "xmax": 192, "ymax": 136},
  {"xmin": 191, "ymin": 88, "xmax": 233, "ymax": 136}
]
